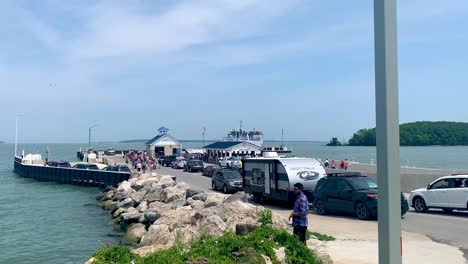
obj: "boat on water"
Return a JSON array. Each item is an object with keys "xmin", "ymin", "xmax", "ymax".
[{"xmin": 223, "ymin": 128, "xmax": 264, "ymax": 146}]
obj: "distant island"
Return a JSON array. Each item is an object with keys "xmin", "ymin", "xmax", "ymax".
[
  {"xmin": 328, "ymin": 121, "xmax": 468, "ymax": 146},
  {"xmin": 0, "ymin": 141, "xmax": 4, "ymax": 144},
  {"xmin": 119, "ymin": 139, "xmax": 147, "ymax": 143}
]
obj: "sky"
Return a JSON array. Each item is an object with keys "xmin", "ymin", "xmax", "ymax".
[{"xmin": 0, "ymin": 0, "xmax": 467, "ymax": 143}]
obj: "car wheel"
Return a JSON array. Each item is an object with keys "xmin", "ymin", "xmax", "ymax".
[
  {"xmin": 355, "ymin": 201, "xmax": 371, "ymax": 220},
  {"xmin": 212, "ymin": 182, "xmax": 217, "ymax": 190},
  {"xmin": 443, "ymin": 208, "xmax": 453, "ymax": 213},
  {"xmin": 315, "ymin": 199, "xmax": 327, "ymax": 215},
  {"xmin": 413, "ymin": 197, "xmax": 428, "ymax": 213},
  {"xmin": 223, "ymin": 185, "xmax": 228, "ymax": 194}
]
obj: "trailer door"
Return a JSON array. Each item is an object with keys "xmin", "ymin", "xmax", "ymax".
[{"xmin": 264, "ymin": 163, "xmax": 270, "ymax": 194}]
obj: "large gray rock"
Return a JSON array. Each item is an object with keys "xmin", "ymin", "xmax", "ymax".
[
  {"xmin": 159, "ymin": 175, "xmax": 176, "ymax": 188},
  {"xmin": 118, "ymin": 198, "xmax": 135, "ymax": 209},
  {"xmin": 131, "ymin": 189, "xmax": 149, "ymax": 204},
  {"xmin": 161, "ymin": 186, "xmax": 186, "ymax": 203},
  {"xmin": 140, "ymin": 224, "xmax": 174, "ymax": 247},
  {"xmin": 136, "ymin": 201, "xmax": 148, "ymax": 213},
  {"xmin": 98, "ymin": 190, "xmax": 115, "ymax": 201},
  {"xmin": 144, "ymin": 211, "xmax": 161, "ymax": 224},
  {"xmin": 204, "ymin": 193, "xmax": 226, "ymax": 208},
  {"xmin": 117, "ymin": 181, "xmax": 132, "ymax": 193},
  {"xmin": 186, "ymin": 198, "xmax": 205, "ymax": 209},
  {"xmin": 191, "ymin": 193, "xmax": 208, "ymax": 202},
  {"xmin": 223, "ymin": 191, "xmax": 249, "ymax": 204},
  {"xmin": 153, "ymin": 206, "xmax": 195, "ymax": 231},
  {"xmin": 113, "ymin": 190, "xmax": 133, "ymax": 202},
  {"xmin": 235, "ymin": 222, "xmax": 257, "ymax": 236},
  {"xmin": 122, "ymin": 223, "xmax": 147, "ymax": 245},
  {"xmin": 120, "ymin": 208, "xmax": 140, "ymax": 223},
  {"xmin": 186, "ymin": 188, "xmax": 203, "ymax": 199},
  {"xmin": 199, "ymin": 215, "xmax": 227, "ymax": 237},
  {"xmin": 98, "ymin": 200, "xmax": 119, "ymax": 212},
  {"xmin": 145, "ymin": 184, "xmax": 164, "ymax": 203},
  {"xmin": 112, "ymin": 207, "xmax": 127, "ymax": 218}
]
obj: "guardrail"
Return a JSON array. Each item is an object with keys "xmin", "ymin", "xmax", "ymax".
[{"xmin": 14, "ymin": 157, "xmax": 130, "ymax": 187}]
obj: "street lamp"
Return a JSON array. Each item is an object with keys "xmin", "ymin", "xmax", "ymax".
[
  {"xmin": 373, "ymin": 0, "xmax": 401, "ymax": 263},
  {"xmin": 88, "ymin": 124, "xmax": 98, "ymax": 149},
  {"xmin": 15, "ymin": 113, "xmax": 25, "ymax": 157}
]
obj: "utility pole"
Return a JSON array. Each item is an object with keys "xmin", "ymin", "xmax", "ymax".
[
  {"xmin": 374, "ymin": 0, "xmax": 401, "ymax": 263},
  {"xmin": 15, "ymin": 114, "xmax": 25, "ymax": 157},
  {"xmin": 88, "ymin": 124, "xmax": 98, "ymax": 149}
]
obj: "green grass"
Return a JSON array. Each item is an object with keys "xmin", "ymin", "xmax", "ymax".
[
  {"xmin": 306, "ymin": 231, "xmax": 336, "ymax": 241},
  {"xmin": 93, "ymin": 210, "xmax": 324, "ymax": 264}
]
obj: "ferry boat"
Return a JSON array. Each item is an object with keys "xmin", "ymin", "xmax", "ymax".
[{"xmin": 223, "ymin": 128, "xmax": 264, "ymax": 146}]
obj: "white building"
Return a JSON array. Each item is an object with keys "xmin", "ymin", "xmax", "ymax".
[{"xmin": 145, "ymin": 127, "xmax": 182, "ymax": 157}]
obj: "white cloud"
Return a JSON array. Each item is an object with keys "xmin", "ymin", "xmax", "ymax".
[{"xmin": 68, "ymin": 0, "xmax": 301, "ymax": 60}]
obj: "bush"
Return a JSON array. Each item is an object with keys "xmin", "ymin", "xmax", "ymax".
[{"xmin": 93, "ymin": 209, "xmax": 323, "ymax": 264}]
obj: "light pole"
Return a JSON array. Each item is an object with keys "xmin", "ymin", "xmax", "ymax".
[
  {"xmin": 88, "ymin": 124, "xmax": 98, "ymax": 149},
  {"xmin": 374, "ymin": 0, "xmax": 401, "ymax": 263},
  {"xmin": 15, "ymin": 113, "xmax": 25, "ymax": 157}
]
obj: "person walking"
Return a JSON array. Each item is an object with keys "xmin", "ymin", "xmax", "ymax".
[
  {"xmin": 331, "ymin": 160, "xmax": 337, "ymax": 169},
  {"xmin": 289, "ymin": 183, "xmax": 309, "ymax": 244}
]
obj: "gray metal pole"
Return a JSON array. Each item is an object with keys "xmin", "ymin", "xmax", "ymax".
[
  {"xmin": 15, "ymin": 115, "xmax": 18, "ymax": 157},
  {"xmin": 373, "ymin": 0, "xmax": 401, "ymax": 263},
  {"xmin": 88, "ymin": 127, "xmax": 91, "ymax": 149}
]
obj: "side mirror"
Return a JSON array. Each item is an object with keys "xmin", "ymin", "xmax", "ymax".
[{"xmin": 426, "ymin": 184, "xmax": 431, "ymax": 190}]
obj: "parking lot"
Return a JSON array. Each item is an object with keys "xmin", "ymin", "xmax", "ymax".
[{"xmin": 153, "ymin": 164, "xmax": 468, "ymax": 262}]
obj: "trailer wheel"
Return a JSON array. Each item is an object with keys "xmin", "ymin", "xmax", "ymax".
[{"xmin": 254, "ymin": 193, "xmax": 265, "ymax": 204}]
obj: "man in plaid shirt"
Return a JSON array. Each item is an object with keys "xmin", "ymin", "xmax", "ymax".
[{"xmin": 289, "ymin": 183, "xmax": 309, "ymax": 243}]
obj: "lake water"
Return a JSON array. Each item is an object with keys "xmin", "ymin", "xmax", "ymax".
[{"xmin": 1, "ymin": 141, "xmax": 467, "ymax": 264}]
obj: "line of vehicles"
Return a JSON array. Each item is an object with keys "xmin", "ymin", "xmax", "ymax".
[
  {"xmin": 163, "ymin": 153, "xmax": 468, "ymax": 220},
  {"xmin": 45, "ymin": 160, "xmax": 131, "ymax": 173}
]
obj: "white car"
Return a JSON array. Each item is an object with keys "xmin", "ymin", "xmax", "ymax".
[
  {"xmin": 219, "ymin": 157, "xmax": 241, "ymax": 168},
  {"xmin": 409, "ymin": 175, "xmax": 468, "ymax": 213}
]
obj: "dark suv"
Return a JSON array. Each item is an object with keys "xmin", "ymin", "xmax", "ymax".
[
  {"xmin": 103, "ymin": 165, "xmax": 131, "ymax": 173},
  {"xmin": 314, "ymin": 173, "xmax": 409, "ymax": 220},
  {"xmin": 212, "ymin": 169, "xmax": 243, "ymax": 194},
  {"xmin": 46, "ymin": 161, "xmax": 71, "ymax": 168},
  {"xmin": 161, "ymin": 155, "xmax": 177, "ymax": 167},
  {"xmin": 184, "ymin": 159, "xmax": 204, "ymax": 172}
]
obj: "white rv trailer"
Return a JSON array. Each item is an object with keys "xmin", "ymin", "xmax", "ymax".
[{"xmin": 242, "ymin": 156, "xmax": 326, "ymax": 204}]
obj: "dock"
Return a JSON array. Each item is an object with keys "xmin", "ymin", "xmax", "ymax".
[{"xmin": 14, "ymin": 157, "xmax": 130, "ymax": 187}]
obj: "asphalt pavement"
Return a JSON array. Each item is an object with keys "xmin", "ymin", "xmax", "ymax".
[{"xmin": 152, "ymin": 165, "xmax": 468, "ymax": 260}]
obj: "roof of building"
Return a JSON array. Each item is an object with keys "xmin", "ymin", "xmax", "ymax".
[
  {"xmin": 145, "ymin": 133, "xmax": 181, "ymax": 145},
  {"xmin": 158, "ymin": 127, "xmax": 169, "ymax": 132},
  {"xmin": 203, "ymin": 141, "xmax": 261, "ymax": 150}
]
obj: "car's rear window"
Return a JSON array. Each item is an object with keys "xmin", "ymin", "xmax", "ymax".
[{"xmin": 88, "ymin": 165, "xmax": 99, "ymax": 170}]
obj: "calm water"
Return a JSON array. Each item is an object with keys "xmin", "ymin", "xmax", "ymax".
[{"xmin": 1, "ymin": 141, "xmax": 467, "ymax": 264}]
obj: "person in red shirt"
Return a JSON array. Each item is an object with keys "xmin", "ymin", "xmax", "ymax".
[{"xmin": 340, "ymin": 160, "xmax": 345, "ymax": 170}]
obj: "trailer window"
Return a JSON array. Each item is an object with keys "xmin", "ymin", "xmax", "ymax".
[{"xmin": 252, "ymin": 168, "xmax": 264, "ymax": 185}]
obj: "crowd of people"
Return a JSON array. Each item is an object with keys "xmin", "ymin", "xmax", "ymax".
[
  {"xmin": 125, "ymin": 150, "xmax": 160, "ymax": 174},
  {"xmin": 323, "ymin": 158, "xmax": 351, "ymax": 170}
]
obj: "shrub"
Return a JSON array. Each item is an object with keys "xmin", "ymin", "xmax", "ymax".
[{"xmin": 92, "ymin": 209, "xmax": 323, "ymax": 264}]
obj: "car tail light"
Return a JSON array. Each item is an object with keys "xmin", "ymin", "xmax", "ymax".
[{"xmin": 367, "ymin": 194, "xmax": 378, "ymax": 199}]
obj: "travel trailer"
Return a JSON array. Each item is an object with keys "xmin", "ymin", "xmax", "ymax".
[{"xmin": 242, "ymin": 154, "xmax": 326, "ymax": 204}]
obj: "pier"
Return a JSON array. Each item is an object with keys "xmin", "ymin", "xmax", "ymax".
[{"xmin": 14, "ymin": 157, "xmax": 130, "ymax": 187}]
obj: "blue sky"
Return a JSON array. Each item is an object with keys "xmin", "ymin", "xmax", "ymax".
[{"xmin": 1, "ymin": 0, "xmax": 467, "ymax": 143}]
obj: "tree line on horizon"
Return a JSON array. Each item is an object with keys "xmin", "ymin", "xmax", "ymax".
[{"xmin": 327, "ymin": 121, "xmax": 468, "ymax": 146}]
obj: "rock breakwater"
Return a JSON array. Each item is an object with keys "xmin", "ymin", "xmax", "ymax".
[{"xmin": 96, "ymin": 173, "xmax": 289, "ymax": 256}]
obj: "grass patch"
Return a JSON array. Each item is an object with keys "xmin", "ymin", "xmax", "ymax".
[
  {"xmin": 93, "ymin": 210, "xmax": 323, "ymax": 264},
  {"xmin": 306, "ymin": 231, "xmax": 336, "ymax": 241}
]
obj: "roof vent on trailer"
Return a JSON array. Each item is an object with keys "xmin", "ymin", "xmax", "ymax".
[{"xmin": 262, "ymin": 151, "xmax": 278, "ymax": 158}]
